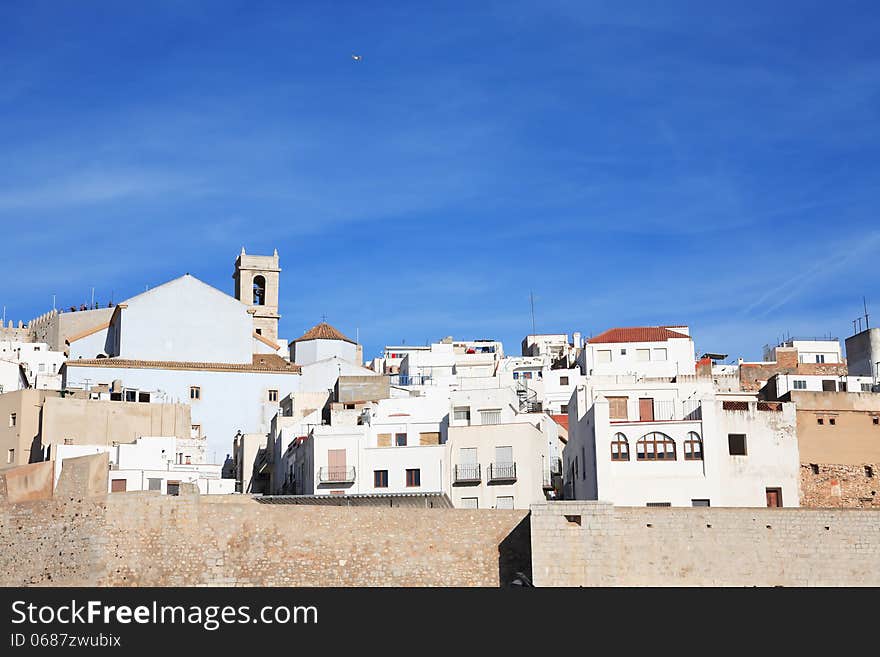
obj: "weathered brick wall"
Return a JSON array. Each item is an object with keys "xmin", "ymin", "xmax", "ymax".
[
  {"xmin": 0, "ymin": 489, "xmax": 529, "ymax": 587},
  {"xmin": 531, "ymin": 501, "xmax": 880, "ymax": 586},
  {"xmin": 800, "ymin": 463, "xmax": 879, "ymax": 508}
]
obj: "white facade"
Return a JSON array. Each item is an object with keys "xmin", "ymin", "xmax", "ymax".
[
  {"xmin": 54, "ymin": 437, "xmax": 234, "ymax": 495},
  {"xmin": 564, "ymin": 381, "xmax": 800, "ymax": 508},
  {"xmin": 775, "ymin": 339, "xmax": 842, "ymax": 364},
  {"xmin": 0, "ymin": 341, "xmax": 65, "ymax": 391},
  {"xmin": 292, "ymin": 338, "xmax": 358, "ymax": 366},
  {"xmin": 446, "ymin": 422, "xmax": 550, "ymax": 509},
  {"xmin": 768, "ymin": 373, "xmax": 877, "ymax": 397},
  {"xmin": 582, "ymin": 327, "xmax": 696, "ymax": 379},
  {"xmin": 108, "ymin": 275, "xmax": 255, "ymax": 364},
  {"xmin": 65, "ymin": 363, "xmax": 299, "ymax": 463}
]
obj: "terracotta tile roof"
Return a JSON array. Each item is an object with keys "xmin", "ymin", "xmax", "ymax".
[
  {"xmin": 67, "ymin": 354, "xmax": 301, "ymax": 374},
  {"xmin": 588, "ymin": 327, "xmax": 690, "ymax": 344},
  {"xmin": 549, "ymin": 414, "xmax": 569, "ymax": 431},
  {"xmin": 292, "ymin": 322, "xmax": 356, "ymax": 344},
  {"xmin": 252, "ymin": 331, "xmax": 281, "ymax": 351}
]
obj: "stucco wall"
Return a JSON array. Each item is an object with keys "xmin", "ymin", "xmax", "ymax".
[{"xmin": 530, "ymin": 501, "xmax": 880, "ymax": 586}]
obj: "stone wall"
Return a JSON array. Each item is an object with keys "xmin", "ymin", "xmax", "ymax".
[
  {"xmin": 799, "ymin": 463, "xmax": 879, "ymax": 508},
  {"xmin": 530, "ymin": 501, "xmax": 880, "ymax": 586},
  {"xmin": 0, "ymin": 455, "xmax": 530, "ymax": 587}
]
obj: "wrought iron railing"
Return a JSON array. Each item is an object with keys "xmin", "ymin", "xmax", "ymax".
[
  {"xmin": 318, "ymin": 466, "xmax": 356, "ymax": 483},
  {"xmin": 488, "ymin": 462, "xmax": 517, "ymax": 482},
  {"xmin": 454, "ymin": 463, "xmax": 481, "ymax": 483}
]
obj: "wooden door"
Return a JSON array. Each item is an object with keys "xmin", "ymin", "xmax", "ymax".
[
  {"xmin": 111, "ymin": 479, "xmax": 127, "ymax": 493},
  {"xmin": 639, "ymin": 398, "xmax": 654, "ymax": 422},
  {"xmin": 766, "ymin": 488, "xmax": 782, "ymax": 507}
]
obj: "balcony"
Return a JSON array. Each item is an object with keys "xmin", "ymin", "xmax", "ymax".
[
  {"xmin": 318, "ymin": 466, "xmax": 356, "ymax": 484},
  {"xmin": 488, "ymin": 462, "xmax": 517, "ymax": 483},
  {"xmin": 454, "ymin": 463, "xmax": 481, "ymax": 483}
]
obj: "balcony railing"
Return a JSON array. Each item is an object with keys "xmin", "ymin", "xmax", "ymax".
[
  {"xmin": 390, "ymin": 374, "xmax": 434, "ymax": 386},
  {"xmin": 454, "ymin": 463, "xmax": 481, "ymax": 483},
  {"xmin": 488, "ymin": 462, "xmax": 517, "ymax": 482},
  {"xmin": 318, "ymin": 466, "xmax": 356, "ymax": 483}
]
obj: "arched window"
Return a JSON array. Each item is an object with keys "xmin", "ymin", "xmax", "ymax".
[
  {"xmin": 684, "ymin": 432, "xmax": 703, "ymax": 460},
  {"xmin": 636, "ymin": 432, "xmax": 676, "ymax": 461},
  {"xmin": 253, "ymin": 275, "xmax": 266, "ymax": 306},
  {"xmin": 610, "ymin": 433, "xmax": 629, "ymax": 461}
]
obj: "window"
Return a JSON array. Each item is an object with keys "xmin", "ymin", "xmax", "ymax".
[
  {"xmin": 810, "ymin": 464, "xmax": 819, "ymax": 474},
  {"xmin": 453, "ymin": 407, "xmax": 471, "ymax": 422},
  {"xmin": 597, "ymin": 350, "xmax": 612, "ymax": 364},
  {"xmin": 728, "ymin": 433, "xmax": 747, "ymax": 456},
  {"xmin": 607, "ymin": 397, "xmax": 628, "ymax": 420},
  {"xmin": 148, "ymin": 478, "xmax": 162, "ymax": 492},
  {"xmin": 610, "ymin": 433, "xmax": 629, "ymax": 461},
  {"xmin": 124, "ymin": 389, "xmax": 136, "ymax": 402},
  {"xmin": 166, "ymin": 481, "xmax": 181, "ymax": 496},
  {"xmin": 495, "ymin": 445, "xmax": 513, "ymax": 464},
  {"xmin": 255, "ymin": 328, "xmax": 262, "ymax": 335},
  {"xmin": 374, "ymin": 470, "xmax": 388, "ymax": 488},
  {"xmin": 647, "ymin": 502, "xmax": 671, "ymax": 507},
  {"xmin": 691, "ymin": 499, "xmax": 711, "ymax": 507},
  {"xmin": 395, "ymin": 433, "xmax": 407, "ymax": 447},
  {"xmin": 829, "ymin": 417, "xmax": 836, "ymax": 426},
  {"xmin": 63, "ymin": 438, "xmax": 73, "ymax": 445},
  {"xmin": 460, "ymin": 497, "xmax": 478, "ymax": 509},
  {"xmin": 636, "ymin": 349, "xmax": 650, "ymax": 362},
  {"xmin": 793, "ymin": 379, "xmax": 807, "ymax": 390},
  {"xmin": 636, "ymin": 432, "xmax": 676, "ymax": 460},
  {"xmin": 765, "ymin": 487, "xmax": 782, "ymax": 508},
  {"xmin": 822, "ymin": 379, "xmax": 836, "ymax": 392},
  {"xmin": 6, "ymin": 448, "xmax": 13, "ymax": 464},
  {"xmin": 191, "ymin": 425, "xmax": 201, "ymax": 438},
  {"xmin": 874, "ymin": 417, "xmax": 879, "ymax": 425},
  {"xmin": 190, "ymin": 386, "xmax": 201, "ymax": 400},
  {"xmin": 816, "ymin": 354, "xmax": 825, "ymax": 363},
  {"xmin": 344, "ymin": 403, "xmax": 355, "ymax": 410},
  {"xmin": 268, "ymin": 389, "xmax": 279, "ymax": 402},
  {"xmin": 419, "ymin": 431, "xmax": 440, "ymax": 445},
  {"xmin": 817, "ymin": 417, "xmax": 825, "ymax": 425},
  {"xmin": 138, "ymin": 392, "xmax": 150, "ymax": 403},
  {"xmin": 684, "ymin": 432, "xmax": 703, "ymax": 461},
  {"xmin": 495, "ymin": 496, "xmax": 514, "ymax": 509},
  {"xmin": 863, "ymin": 383, "xmax": 873, "ymax": 392},
  {"xmin": 406, "ymin": 468, "xmax": 421, "ymax": 487},
  {"xmin": 620, "ymin": 349, "xmax": 627, "ymax": 356},
  {"xmin": 559, "ymin": 376, "xmax": 569, "ymax": 386},
  {"xmin": 652, "ymin": 348, "xmax": 667, "ymax": 361},
  {"xmin": 865, "ymin": 466, "xmax": 874, "ymax": 478},
  {"xmin": 480, "ymin": 409, "xmax": 501, "ymax": 425},
  {"xmin": 38, "ymin": 363, "xmax": 45, "ymax": 373},
  {"xmin": 9, "ymin": 413, "xmax": 15, "ymax": 427},
  {"xmin": 560, "ymin": 404, "xmax": 569, "ymax": 414}
]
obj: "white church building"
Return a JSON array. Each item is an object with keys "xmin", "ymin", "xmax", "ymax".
[{"xmin": 64, "ymin": 249, "xmax": 301, "ymax": 462}]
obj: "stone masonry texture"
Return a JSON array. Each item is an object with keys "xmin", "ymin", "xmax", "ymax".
[
  {"xmin": 530, "ymin": 501, "xmax": 880, "ymax": 586},
  {"xmin": 0, "ymin": 455, "xmax": 530, "ymax": 587},
  {"xmin": 799, "ymin": 463, "xmax": 880, "ymax": 508}
]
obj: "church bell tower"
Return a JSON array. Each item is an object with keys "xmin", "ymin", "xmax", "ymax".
[{"xmin": 233, "ymin": 247, "xmax": 281, "ymax": 342}]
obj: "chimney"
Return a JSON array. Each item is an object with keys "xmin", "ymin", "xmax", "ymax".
[{"xmin": 573, "ymin": 332, "xmax": 582, "ymax": 349}]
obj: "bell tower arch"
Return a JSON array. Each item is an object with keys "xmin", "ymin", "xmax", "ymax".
[{"xmin": 233, "ymin": 247, "xmax": 281, "ymax": 341}]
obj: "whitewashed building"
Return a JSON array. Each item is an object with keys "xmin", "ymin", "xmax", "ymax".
[
  {"xmin": 54, "ymin": 436, "xmax": 234, "ymax": 495},
  {"xmin": 64, "ymin": 251, "xmax": 302, "ymax": 462},
  {"xmin": 0, "ymin": 341, "xmax": 65, "ymax": 391},
  {"xmin": 563, "ymin": 378, "xmax": 800, "ymax": 508},
  {"xmin": 581, "ymin": 326, "xmax": 697, "ymax": 379}
]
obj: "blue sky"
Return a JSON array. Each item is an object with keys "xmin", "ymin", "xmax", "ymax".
[{"xmin": 2, "ymin": 1, "xmax": 879, "ymax": 362}]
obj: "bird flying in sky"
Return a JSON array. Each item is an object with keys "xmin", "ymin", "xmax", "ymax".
[{"xmin": 351, "ymin": 54, "xmax": 363, "ymax": 61}]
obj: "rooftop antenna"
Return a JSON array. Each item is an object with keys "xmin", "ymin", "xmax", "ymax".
[
  {"xmin": 864, "ymin": 297, "xmax": 870, "ymax": 330},
  {"xmin": 52, "ymin": 295, "xmax": 56, "ymax": 311},
  {"xmin": 529, "ymin": 291, "xmax": 536, "ymax": 337}
]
